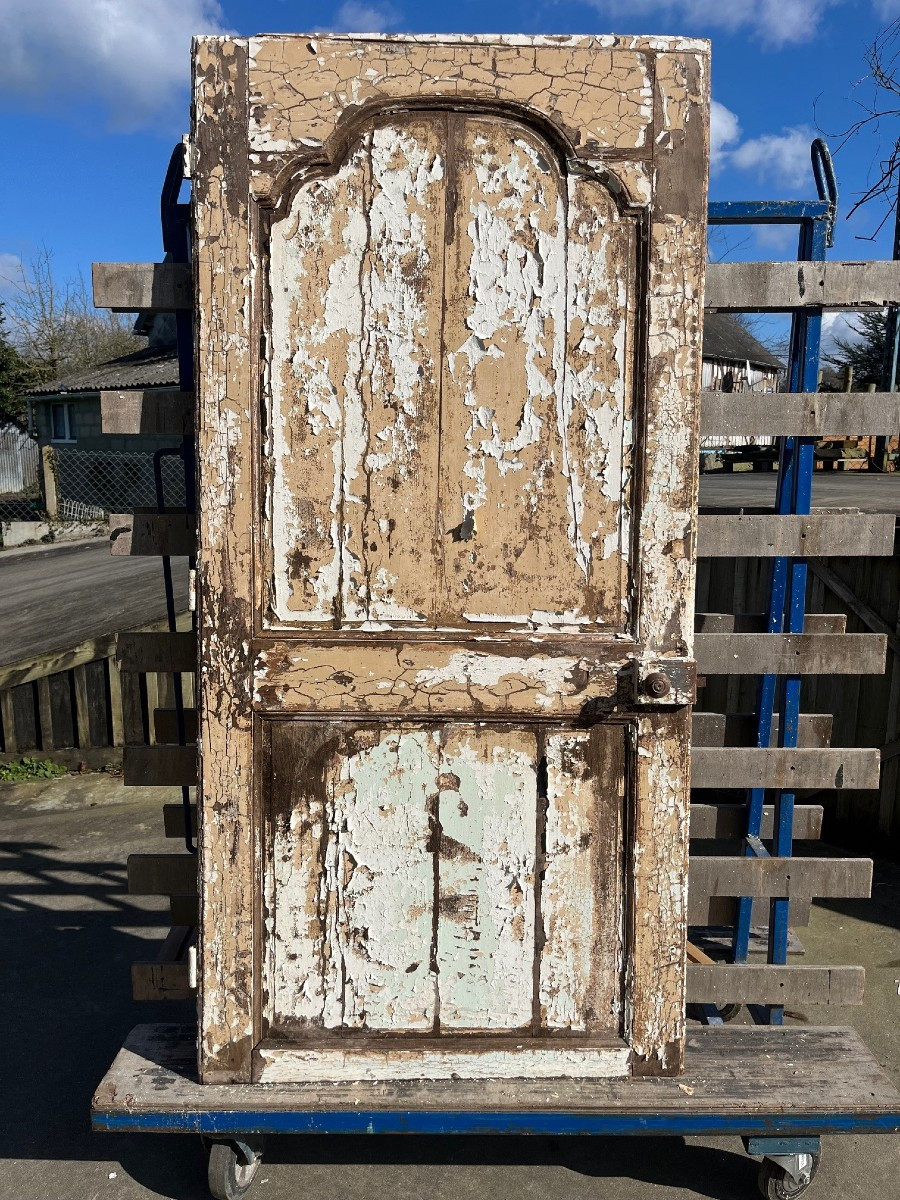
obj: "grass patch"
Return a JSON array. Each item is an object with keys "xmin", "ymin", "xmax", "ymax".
[{"xmin": 0, "ymin": 756, "xmax": 69, "ymax": 782}]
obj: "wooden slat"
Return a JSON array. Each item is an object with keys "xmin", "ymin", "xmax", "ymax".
[
  {"xmin": 109, "ymin": 513, "xmax": 197, "ymax": 557},
  {"xmin": 697, "ymin": 513, "xmax": 894, "ymax": 558},
  {"xmin": 705, "ymin": 260, "xmax": 900, "ymax": 312},
  {"xmin": 127, "ymin": 853, "xmax": 197, "ymax": 896},
  {"xmin": 123, "ymin": 745, "xmax": 197, "ymax": 787},
  {"xmin": 0, "ymin": 688, "xmax": 18, "ymax": 753},
  {"xmin": 696, "ymin": 633, "xmax": 887, "ymax": 676},
  {"xmin": 690, "ymin": 803, "xmax": 823, "ymax": 840},
  {"xmin": 154, "ymin": 707, "xmax": 198, "ymax": 743},
  {"xmin": 687, "ymin": 964, "xmax": 865, "ymax": 1006},
  {"xmin": 131, "ymin": 962, "xmax": 193, "ymax": 1002},
  {"xmin": 116, "ymin": 632, "xmax": 196, "ymax": 674},
  {"xmin": 695, "ymin": 613, "xmax": 845, "ymax": 634},
  {"xmin": 92, "ymin": 262, "xmax": 193, "ymax": 312},
  {"xmin": 101, "ymin": 390, "xmax": 194, "ymax": 436},
  {"xmin": 164, "ymin": 803, "xmax": 199, "ymax": 839},
  {"xmin": 691, "ymin": 711, "xmax": 833, "ymax": 747},
  {"xmin": 72, "ymin": 663, "xmax": 92, "ymax": 749},
  {"xmin": 170, "ymin": 895, "xmax": 199, "ymax": 925},
  {"xmin": 691, "ymin": 747, "xmax": 879, "ymax": 790},
  {"xmin": 37, "ymin": 675, "xmax": 54, "ymax": 750},
  {"xmin": 107, "ymin": 659, "xmax": 125, "ymax": 748},
  {"xmin": 689, "ymin": 856, "xmax": 872, "ymax": 901},
  {"xmin": 700, "ymin": 390, "xmax": 900, "ymax": 437}
]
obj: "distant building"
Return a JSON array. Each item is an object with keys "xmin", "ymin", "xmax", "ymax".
[
  {"xmin": 699, "ymin": 312, "xmax": 784, "ymax": 453},
  {"xmin": 25, "ymin": 314, "xmax": 180, "ymax": 455}
]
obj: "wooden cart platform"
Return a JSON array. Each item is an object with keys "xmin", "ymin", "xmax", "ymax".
[{"xmin": 93, "ymin": 1024, "xmax": 900, "ymax": 1138}]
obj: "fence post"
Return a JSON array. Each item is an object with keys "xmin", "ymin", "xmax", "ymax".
[{"xmin": 41, "ymin": 446, "xmax": 59, "ymax": 518}]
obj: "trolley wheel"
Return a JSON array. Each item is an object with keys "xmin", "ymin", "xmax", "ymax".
[
  {"xmin": 757, "ymin": 1152, "xmax": 820, "ymax": 1199},
  {"xmin": 717, "ymin": 1003, "xmax": 742, "ymax": 1022},
  {"xmin": 206, "ymin": 1137, "xmax": 263, "ymax": 1200}
]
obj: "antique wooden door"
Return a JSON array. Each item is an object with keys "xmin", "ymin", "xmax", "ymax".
[{"xmin": 193, "ymin": 33, "xmax": 709, "ymax": 1084}]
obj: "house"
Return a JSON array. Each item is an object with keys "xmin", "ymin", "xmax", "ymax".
[
  {"xmin": 700, "ymin": 313, "xmax": 783, "ymax": 455},
  {"xmin": 26, "ymin": 314, "xmax": 180, "ymax": 455}
]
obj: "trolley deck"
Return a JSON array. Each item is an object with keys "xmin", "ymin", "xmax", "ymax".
[{"xmin": 94, "ymin": 1023, "xmax": 900, "ymax": 1138}]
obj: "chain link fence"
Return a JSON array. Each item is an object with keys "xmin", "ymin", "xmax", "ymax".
[{"xmin": 55, "ymin": 448, "xmax": 188, "ymax": 518}]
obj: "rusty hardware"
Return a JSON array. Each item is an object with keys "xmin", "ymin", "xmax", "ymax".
[{"xmin": 644, "ymin": 672, "xmax": 671, "ymax": 699}]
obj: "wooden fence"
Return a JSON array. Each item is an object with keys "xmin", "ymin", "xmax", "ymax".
[{"xmin": 0, "ymin": 612, "xmax": 193, "ymax": 767}]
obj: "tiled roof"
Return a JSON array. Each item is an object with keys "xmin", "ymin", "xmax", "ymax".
[
  {"xmin": 702, "ymin": 312, "xmax": 784, "ymax": 370},
  {"xmin": 27, "ymin": 344, "xmax": 180, "ymax": 397}
]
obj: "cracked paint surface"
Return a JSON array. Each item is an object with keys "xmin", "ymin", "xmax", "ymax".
[
  {"xmin": 264, "ymin": 723, "xmax": 625, "ymax": 1045},
  {"xmin": 265, "ymin": 111, "xmax": 634, "ymax": 631}
]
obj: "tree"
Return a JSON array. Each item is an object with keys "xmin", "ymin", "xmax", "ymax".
[
  {"xmin": 0, "ymin": 246, "xmax": 138, "ymax": 385},
  {"xmin": 823, "ymin": 310, "xmax": 888, "ymax": 388},
  {"xmin": 0, "ymin": 305, "xmax": 40, "ymax": 426}
]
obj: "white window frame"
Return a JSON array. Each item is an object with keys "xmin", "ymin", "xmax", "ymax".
[{"xmin": 49, "ymin": 401, "xmax": 76, "ymax": 444}]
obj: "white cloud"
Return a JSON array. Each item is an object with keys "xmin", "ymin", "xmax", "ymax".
[
  {"xmin": 331, "ymin": 1, "xmax": 401, "ymax": 30},
  {"xmin": 710, "ymin": 100, "xmax": 741, "ymax": 169},
  {"xmin": 581, "ymin": 0, "xmax": 840, "ymax": 47},
  {"xmin": 754, "ymin": 224, "xmax": 798, "ymax": 251},
  {"xmin": 729, "ymin": 126, "xmax": 815, "ymax": 187},
  {"xmin": 0, "ymin": 0, "xmax": 228, "ymax": 131}
]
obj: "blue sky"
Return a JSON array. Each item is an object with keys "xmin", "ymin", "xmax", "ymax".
[{"xmin": 2, "ymin": 0, "xmax": 900, "ymax": 350}]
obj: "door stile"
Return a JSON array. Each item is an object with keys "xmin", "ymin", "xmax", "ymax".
[
  {"xmin": 194, "ymin": 37, "xmax": 258, "ymax": 1084},
  {"xmin": 625, "ymin": 51, "xmax": 708, "ymax": 1075}
]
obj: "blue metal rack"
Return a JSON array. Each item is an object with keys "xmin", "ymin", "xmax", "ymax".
[{"xmin": 707, "ymin": 141, "xmax": 839, "ymax": 1026}]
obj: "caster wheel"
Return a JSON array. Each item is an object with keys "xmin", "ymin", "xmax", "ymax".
[
  {"xmin": 717, "ymin": 1003, "xmax": 742, "ymax": 1022},
  {"xmin": 758, "ymin": 1152, "xmax": 820, "ymax": 1199},
  {"xmin": 206, "ymin": 1138, "xmax": 263, "ymax": 1200}
]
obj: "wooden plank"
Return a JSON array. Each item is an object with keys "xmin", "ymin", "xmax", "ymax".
[
  {"xmin": 72, "ymin": 663, "xmax": 92, "ymax": 749},
  {"xmin": 164, "ymin": 803, "xmax": 198, "ymax": 838},
  {"xmin": 691, "ymin": 711, "xmax": 833, "ymax": 747},
  {"xmin": 123, "ymin": 745, "xmax": 197, "ymax": 787},
  {"xmin": 690, "ymin": 804, "xmax": 823, "ymax": 839},
  {"xmin": 92, "ymin": 262, "xmax": 193, "ymax": 312},
  {"xmin": 700, "ymin": 390, "xmax": 900, "ymax": 437},
  {"xmin": 705, "ymin": 260, "xmax": 900, "ymax": 312},
  {"xmin": 154, "ymin": 707, "xmax": 198, "ymax": 744},
  {"xmin": 0, "ymin": 689, "xmax": 18, "ymax": 753},
  {"xmin": 37, "ymin": 675, "xmax": 54, "ymax": 750},
  {"xmin": 101, "ymin": 390, "xmax": 194, "ymax": 436},
  {"xmin": 127, "ymin": 853, "xmax": 197, "ymax": 896},
  {"xmin": 687, "ymin": 964, "xmax": 865, "ymax": 1006},
  {"xmin": 194, "ymin": 37, "xmax": 256, "ymax": 1084},
  {"xmin": 808, "ymin": 561, "xmax": 900, "ymax": 656},
  {"xmin": 116, "ymin": 632, "xmax": 196, "ymax": 674},
  {"xmin": 107, "ymin": 659, "xmax": 125, "ymax": 748},
  {"xmin": 691, "ymin": 747, "xmax": 879, "ymax": 790},
  {"xmin": 110, "ymin": 513, "xmax": 197, "ymax": 558},
  {"xmin": 170, "ymin": 895, "xmax": 199, "ymax": 925},
  {"xmin": 540, "ymin": 727, "xmax": 623, "ymax": 1033},
  {"xmin": 689, "ymin": 856, "xmax": 872, "ymax": 901},
  {"xmin": 131, "ymin": 962, "xmax": 193, "ymax": 1003},
  {"xmin": 696, "ymin": 633, "xmax": 886, "ymax": 675},
  {"xmin": 92, "ymin": 1024, "xmax": 900, "ymax": 1124},
  {"xmin": 697, "ymin": 513, "xmax": 894, "ymax": 558},
  {"xmin": 264, "ymin": 724, "xmax": 439, "ymax": 1035},
  {"xmin": 695, "ymin": 613, "xmax": 845, "ymax": 634}
]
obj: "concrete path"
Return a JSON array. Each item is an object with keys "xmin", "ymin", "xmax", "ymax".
[
  {"xmin": 1, "ymin": 776, "xmax": 899, "ymax": 1200},
  {"xmin": 0, "ymin": 540, "xmax": 188, "ymax": 669}
]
